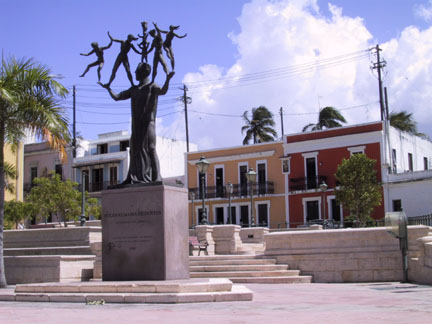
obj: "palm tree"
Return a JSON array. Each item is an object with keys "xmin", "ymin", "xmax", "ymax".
[
  {"xmin": 241, "ymin": 106, "xmax": 277, "ymax": 145},
  {"xmin": 0, "ymin": 57, "xmax": 70, "ymax": 287},
  {"xmin": 302, "ymin": 106, "xmax": 347, "ymax": 132}
]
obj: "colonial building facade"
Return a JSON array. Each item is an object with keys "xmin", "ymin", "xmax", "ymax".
[{"xmin": 187, "ymin": 121, "xmax": 432, "ymax": 228}]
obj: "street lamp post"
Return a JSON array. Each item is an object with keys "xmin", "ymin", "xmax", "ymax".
[
  {"xmin": 225, "ymin": 181, "xmax": 233, "ymax": 224},
  {"xmin": 319, "ymin": 181, "xmax": 328, "ymax": 224},
  {"xmin": 245, "ymin": 168, "xmax": 257, "ymax": 227},
  {"xmin": 80, "ymin": 172, "xmax": 87, "ymax": 226},
  {"xmin": 196, "ymin": 156, "xmax": 210, "ymax": 225},
  {"xmin": 190, "ymin": 191, "xmax": 195, "ymax": 227}
]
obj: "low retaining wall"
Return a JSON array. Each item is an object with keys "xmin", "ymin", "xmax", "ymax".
[
  {"xmin": 264, "ymin": 225, "xmax": 431, "ymax": 283},
  {"xmin": 4, "ymin": 227, "xmax": 102, "ymax": 248},
  {"xmin": 240, "ymin": 227, "xmax": 269, "ymax": 244}
]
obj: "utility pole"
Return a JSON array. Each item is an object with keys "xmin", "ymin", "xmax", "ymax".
[
  {"xmin": 180, "ymin": 84, "xmax": 191, "ymax": 152},
  {"xmin": 279, "ymin": 107, "xmax": 284, "ymax": 137},
  {"xmin": 73, "ymin": 85, "xmax": 77, "ymax": 158},
  {"xmin": 372, "ymin": 44, "xmax": 386, "ymax": 121}
]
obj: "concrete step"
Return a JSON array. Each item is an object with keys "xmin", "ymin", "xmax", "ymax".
[
  {"xmin": 0, "ymin": 279, "xmax": 253, "ymax": 304},
  {"xmin": 190, "ymin": 264, "xmax": 288, "ymax": 272},
  {"xmin": 229, "ymin": 276, "xmax": 312, "ymax": 284},
  {"xmin": 190, "ymin": 254, "xmax": 265, "ymax": 261},
  {"xmin": 190, "ymin": 259, "xmax": 276, "ymax": 266},
  {"xmin": 234, "ymin": 243, "xmax": 265, "ymax": 255},
  {"xmin": 190, "ymin": 270, "xmax": 300, "ymax": 278},
  {"xmin": 4, "ymin": 246, "xmax": 93, "ymax": 256}
]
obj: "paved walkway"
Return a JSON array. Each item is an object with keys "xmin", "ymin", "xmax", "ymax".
[{"xmin": 1, "ymin": 282, "xmax": 431, "ymax": 324}]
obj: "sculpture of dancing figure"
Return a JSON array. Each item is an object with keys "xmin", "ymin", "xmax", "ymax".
[
  {"xmin": 104, "ymin": 32, "xmax": 140, "ymax": 87},
  {"xmin": 79, "ymin": 38, "xmax": 113, "ymax": 82},
  {"xmin": 138, "ymin": 21, "xmax": 150, "ymax": 63},
  {"xmin": 154, "ymin": 24, "xmax": 187, "ymax": 71},
  {"xmin": 101, "ymin": 64, "xmax": 175, "ymax": 184},
  {"xmin": 148, "ymin": 23, "xmax": 170, "ymax": 83}
]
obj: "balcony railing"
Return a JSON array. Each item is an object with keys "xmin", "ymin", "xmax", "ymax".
[
  {"xmin": 78, "ymin": 180, "xmax": 119, "ymax": 193},
  {"xmin": 289, "ymin": 176, "xmax": 328, "ymax": 192},
  {"xmin": 189, "ymin": 181, "xmax": 274, "ymax": 199}
]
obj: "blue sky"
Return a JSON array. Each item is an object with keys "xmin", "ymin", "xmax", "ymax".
[{"xmin": 1, "ymin": 0, "xmax": 432, "ymax": 149}]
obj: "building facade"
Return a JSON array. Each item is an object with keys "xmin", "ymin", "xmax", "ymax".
[
  {"xmin": 4, "ymin": 143, "xmax": 24, "ymax": 202},
  {"xmin": 73, "ymin": 131, "xmax": 196, "ymax": 198},
  {"xmin": 187, "ymin": 121, "xmax": 432, "ymax": 228},
  {"xmin": 186, "ymin": 141, "xmax": 287, "ymax": 228},
  {"xmin": 24, "ymin": 142, "xmax": 76, "ymax": 196}
]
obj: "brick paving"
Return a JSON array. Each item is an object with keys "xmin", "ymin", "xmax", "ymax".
[{"xmin": 0, "ymin": 282, "xmax": 431, "ymax": 324}]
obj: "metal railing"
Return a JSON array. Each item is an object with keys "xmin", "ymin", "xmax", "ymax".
[
  {"xmin": 289, "ymin": 175, "xmax": 328, "ymax": 191},
  {"xmin": 189, "ymin": 181, "xmax": 274, "ymax": 199},
  {"xmin": 78, "ymin": 180, "xmax": 119, "ymax": 193},
  {"xmin": 408, "ymin": 214, "xmax": 432, "ymax": 226}
]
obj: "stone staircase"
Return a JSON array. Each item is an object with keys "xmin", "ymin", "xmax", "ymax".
[{"xmin": 190, "ymin": 254, "xmax": 312, "ymax": 284}]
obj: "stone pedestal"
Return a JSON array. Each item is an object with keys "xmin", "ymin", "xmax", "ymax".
[
  {"xmin": 101, "ymin": 184, "xmax": 189, "ymax": 281},
  {"xmin": 212, "ymin": 225, "xmax": 242, "ymax": 254},
  {"xmin": 195, "ymin": 225, "xmax": 215, "ymax": 255}
]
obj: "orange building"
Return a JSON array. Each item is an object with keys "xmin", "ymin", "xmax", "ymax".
[{"xmin": 186, "ymin": 141, "xmax": 287, "ymax": 228}]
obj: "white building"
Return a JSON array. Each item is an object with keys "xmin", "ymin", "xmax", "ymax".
[
  {"xmin": 382, "ymin": 125, "xmax": 432, "ymax": 217},
  {"xmin": 73, "ymin": 131, "xmax": 197, "ymax": 197}
]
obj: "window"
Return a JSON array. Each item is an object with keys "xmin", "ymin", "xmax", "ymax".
[
  {"xmin": 226, "ymin": 206, "xmax": 236, "ymax": 224},
  {"xmin": 240, "ymin": 205, "xmax": 249, "ymax": 226},
  {"xmin": 120, "ymin": 140, "xmax": 130, "ymax": 152},
  {"xmin": 392, "ymin": 199, "xmax": 402, "ymax": 212},
  {"xmin": 215, "ymin": 167, "xmax": 224, "ymax": 198},
  {"xmin": 55, "ymin": 164, "xmax": 63, "ymax": 180},
  {"xmin": 330, "ymin": 199, "xmax": 342, "ymax": 222},
  {"xmin": 306, "ymin": 200, "xmax": 319, "ymax": 222},
  {"xmin": 282, "ymin": 159, "xmax": 290, "ymax": 173},
  {"xmin": 408, "ymin": 153, "xmax": 413, "ymax": 171},
  {"xmin": 215, "ymin": 207, "xmax": 224, "ymax": 224},
  {"xmin": 424, "ymin": 157, "xmax": 428, "ymax": 171},
  {"xmin": 348, "ymin": 146, "xmax": 365, "ymax": 155},
  {"xmin": 92, "ymin": 168, "xmax": 103, "ymax": 191},
  {"xmin": 257, "ymin": 163, "xmax": 267, "ymax": 195},
  {"xmin": 392, "ymin": 149, "xmax": 397, "ymax": 173},
  {"xmin": 97, "ymin": 143, "xmax": 108, "ymax": 154},
  {"xmin": 239, "ymin": 165, "xmax": 248, "ymax": 196},
  {"xmin": 306, "ymin": 157, "xmax": 317, "ymax": 189},
  {"xmin": 109, "ymin": 166, "xmax": 118, "ymax": 185},
  {"xmin": 30, "ymin": 167, "xmax": 38, "ymax": 183},
  {"xmin": 257, "ymin": 203, "xmax": 268, "ymax": 226}
]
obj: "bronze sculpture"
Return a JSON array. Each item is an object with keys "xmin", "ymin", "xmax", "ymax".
[
  {"xmin": 104, "ymin": 32, "xmax": 140, "ymax": 87},
  {"xmin": 101, "ymin": 64, "xmax": 175, "ymax": 184},
  {"xmin": 80, "ymin": 22, "xmax": 186, "ymax": 184},
  {"xmin": 79, "ymin": 38, "xmax": 112, "ymax": 82}
]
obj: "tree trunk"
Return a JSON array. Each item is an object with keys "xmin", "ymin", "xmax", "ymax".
[{"xmin": 0, "ymin": 123, "xmax": 8, "ymax": 287}]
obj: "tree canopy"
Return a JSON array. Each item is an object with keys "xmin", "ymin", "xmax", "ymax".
[
  {"xmin": 27, "ymin": 173, "xmax": 100, "ymax": 227},
  {"xmin": 302, "ymin": 106, "xmax": 347, "ymax": 132},
  {"xmin": 335, "ymin": 153, "xmax": 382, "ymax": 225},
  {"xmin": 389, "ymin": 110, "xmax": 428, "ymax": 139},
  {"xmin": 0, "ymin": 57, "xmax": 70, "ymax": 287},
  {"xmin": 241, "ymin": 106, "xmax": 277, "ymax": 145}
]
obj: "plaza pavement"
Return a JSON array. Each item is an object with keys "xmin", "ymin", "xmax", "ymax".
[{"xmin": 0, "ymin": 282, "xmax": 431, "ymax": 324}]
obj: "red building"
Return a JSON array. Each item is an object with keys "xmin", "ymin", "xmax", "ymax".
[{"xmin": 283, "ymin": 121, "xmax": 385, "ymax": 226}]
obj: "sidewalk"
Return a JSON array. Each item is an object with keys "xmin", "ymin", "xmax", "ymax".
[{"xmin": 1, "ymin": 282, "xmax": 431, "ymax": 324}]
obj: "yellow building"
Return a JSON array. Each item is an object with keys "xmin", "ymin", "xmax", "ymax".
[
  {"xmin": 186, "ymin": 141, "xmax": 288, "ymax": 228},
  {"xmin": 4, "ymin": 143, "xmax": 24, "ymax": 202}
]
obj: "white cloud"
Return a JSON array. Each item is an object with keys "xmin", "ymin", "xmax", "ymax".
[
  {"xmin": 414, "ymin": 0, "xmax": 432, "ymax": 21},
  {"xmin": 181, "ymin": 0, "xmax": 432, "ymax": 150}
]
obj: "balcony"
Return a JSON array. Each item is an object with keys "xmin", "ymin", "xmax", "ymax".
[
  {"xmin": 189, "ymin": 181, "xmax": 274, "ymax": 199},
  {"xmin": 78, "ymin": 180, "xmax": 120, "ymax": 193},
  {"xmin": 289, "ymin": 176, "xmax": 328, "ymax": 192}
]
